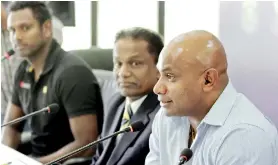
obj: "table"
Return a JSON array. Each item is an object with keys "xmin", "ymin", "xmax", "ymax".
[{"xmin": 0, "ymin": 144, "xmax": 42, "ymax": 165}]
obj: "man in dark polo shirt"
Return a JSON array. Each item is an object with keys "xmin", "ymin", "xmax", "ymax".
[{"xmin": 1, "ymin": 1, "xmax": 103, "ymax": 164}]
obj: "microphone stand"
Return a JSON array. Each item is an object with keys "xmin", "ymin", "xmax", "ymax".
[
  {"xmin": 44, "ymin": 129, "xmax": 127, "ymax": 165},
  {"xmin": 1, "ymin": 108, "xmax": 50, "ymax": 127}
]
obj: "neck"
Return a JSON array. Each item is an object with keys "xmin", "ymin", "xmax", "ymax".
[
  {"xmin": 28, "ymin": 40, "xmax": 52, "ymax": 76},
  {"xmin": 188, "ymin": 93, "xmax": 220, "ymax": 131},
  {"xmin": 188, "ymin": 113, "xmax": 206, "ymax": 132},
  {"xmin": 127, "ymin": 95, "xmax": 142, "ymax": 103},
  {"xmin": 188, "ymin": 82, "xmax": 228, "ymax": 131},
  {"xmin": 188, "ymin": 94, "xmax": 219, "ymax": 130}
]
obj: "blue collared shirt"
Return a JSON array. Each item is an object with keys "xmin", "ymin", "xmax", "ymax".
[{"xmin": 145, "ymin": 82, "xmax": 278, "ymax": 165}]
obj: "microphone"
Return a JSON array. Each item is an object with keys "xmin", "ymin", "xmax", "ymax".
[
  {"xmin": 44, "ymin": 121, "xmax": 145, "ymax": 165},
  {"xmin": 178, "ymin": 148, "xmax": 193, "ymax": 165},
  {"xmin": 1, "ymin": 103, "xmax": 59, "ymax": 127},
  {"xmin": 1, "ymin": 49, "xmax": 15, "ymax": 62}
]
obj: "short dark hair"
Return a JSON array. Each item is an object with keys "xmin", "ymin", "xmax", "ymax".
[
  {"xmin": 8, "ymin": 1, "xmax": 51, "ymax": 25},
  {"xmin": 115, "ymin": 27, "xmax": 164, "ymax": 63}
]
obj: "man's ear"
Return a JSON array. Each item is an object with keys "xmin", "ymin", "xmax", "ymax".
[
  {"xmin": 202, "ymin": 68, "xmax": 218, "ymax": 92},
  {"xmin": 42, "ymin": 19, "xmax": 52, "ymax": 38}
]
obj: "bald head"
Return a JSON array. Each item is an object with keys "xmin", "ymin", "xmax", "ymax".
[
  {"xmin": 158, "ymin": 30, "xmax": 227, "ymax": 77},
  {"xmin": 154, "ymin": 30, "xmax": 229, "ymax": 117}
]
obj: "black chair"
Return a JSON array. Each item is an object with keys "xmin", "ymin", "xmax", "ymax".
[{"xmin": 70, "ymin": 47, "xmax": 113, "ymax": 71}]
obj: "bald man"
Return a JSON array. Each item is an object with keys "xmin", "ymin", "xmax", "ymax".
[{"xmin": 145, "ymin": 30, "xmax": 278, "ymax": 165}]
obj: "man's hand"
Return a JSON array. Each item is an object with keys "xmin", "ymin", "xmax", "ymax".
[{"xmin": 1, "ymin": 103, "xmax": 24, "ymax": 149}]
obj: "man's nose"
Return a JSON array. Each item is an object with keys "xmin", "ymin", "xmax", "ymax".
[
  {"xmin": 153, "ymin": 79, "xmax": 167, "ymax": 95},
  {"xmin": 12, "ymin": 30, "xmax": 23, "ymax": 44},
  {"xmin": 118, "ymin": 64, "xmax": 131, "ymax": 78}
]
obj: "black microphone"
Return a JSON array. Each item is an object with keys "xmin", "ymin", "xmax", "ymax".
[
  {"xmin": 44, "ymin": 121, "xmax": 145, "ymax": 165},
  {"xmin": 1, "ymin": 103, "xmax": 59, "ymax": 127},
  {"xmin": 178, "ymin": 148, "xmax": 193, "ymax": 165},
  {"xmin": 1, "ymin": 49, "xmax": 15, "ymax": 62}
]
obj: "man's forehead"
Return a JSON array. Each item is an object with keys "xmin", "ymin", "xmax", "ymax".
[
  {"xmin": 8, "ymin": 8, "xmax": 35, "ymax": 26},
  {"xmin": 157, "ymin": 45, "xmax": 187, "ymax": 71},
  {"xmin": 156, "ymin": 47, "xmax": 169, "ymax": 70},
  {"xmin": 157, "ymin": 42, "xmax": 209, "ymax": 72}
]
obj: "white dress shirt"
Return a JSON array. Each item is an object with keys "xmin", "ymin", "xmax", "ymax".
[
  {"xmin": 145, "ymin": 81, "xmax": 278, "ymax": 165},
  {"xmin": 127, "ymin": 95, "xmax": 148, "ymax": 115}
]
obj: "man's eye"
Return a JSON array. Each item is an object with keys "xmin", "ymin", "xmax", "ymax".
[
  {"xmin": 22, "ymin": 26, "xmax": 30, "ymax": 31},
  {"xmin": 131, "ymin": 61, "xmax": 142, "ymax": 66},
  {"xmin": 166, "ymin": 73, "xmax": 175, "ymax": 81},
  {"xmin": 115, "ymin": 62, "xmax": 122, "ymax": 67}
]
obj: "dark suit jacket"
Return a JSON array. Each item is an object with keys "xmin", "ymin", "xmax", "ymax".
[{"xmin": 91, "ymin": 92, "xmax": 160, "ymax": 165}]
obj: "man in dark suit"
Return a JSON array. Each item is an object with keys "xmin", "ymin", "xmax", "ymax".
[{"xmin": 91, "ymin": 27, "xmax": 164, "ymax": 165}]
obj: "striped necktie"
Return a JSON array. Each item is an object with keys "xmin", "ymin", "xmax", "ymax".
[
  {"xmin": 116, "ymin": 103, "xmax": 133, "ymax": 144},
  {"xmin": 120, "ymin": 104, "xmax": 133, "ymax": 131}
]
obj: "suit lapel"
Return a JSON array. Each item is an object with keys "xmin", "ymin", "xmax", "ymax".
[
  {"xmin": 107, "ymin": 92, "xmax": 158, "ymax": 165},
  {"xmin": 100, "ymin": 95, "xmax": 125, "ymax": 160},
  {"xmin": 110, "ymin": 100, "xmax": 125, "ymax": 134}
]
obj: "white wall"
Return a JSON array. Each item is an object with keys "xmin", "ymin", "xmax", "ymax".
[
  {"xmin": 164, "ymin": 0, "xmax": 220, "ymax": 44},
  {"xmin": 219, "ymin": 1, "xmax": 278, "ymax": 127},
  {"xmin": 61, "ymin": 1, "xmax": 92, "ymax": 51},
  {"xmin": 97, "ymin": 0, "xmax": 158, "ymax": 48}
]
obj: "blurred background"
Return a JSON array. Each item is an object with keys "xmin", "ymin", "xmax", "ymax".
[{"xmin": 1, "ymin": 0, "xmax": 278, "ymax": 127}]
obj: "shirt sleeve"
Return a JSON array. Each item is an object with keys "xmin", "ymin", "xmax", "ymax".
[
  {"xmin": 11, "ymin": 63, "xmax": 23, "ymax": 108},
  {"xmin": 11, "ymin": 82, "xmax": 21, "ymax": 107},
  {"xmin": 56, "ymin": 66, "xmax": 101, "ymax": 118},
  {"xmin": 215, "ymin": 125, "xmax": 277, "ymax": 165},
  {"xmin": 145, "ymin": 109, "xmax": 161, "ymax": 165}
]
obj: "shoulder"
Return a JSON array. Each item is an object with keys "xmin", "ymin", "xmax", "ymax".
[
  {"xmin": 210, "ymin": 123, "xmax": 278, "ymax": 164},
  {"xmin": 14, "ymin": 60, "xmax": 29, "ymax": 79},
  {"xmin": 224, "ymin": 93, "xmax": 277, "ymax": 136},
  {"xmin": 213, "ymin": 93, "xmax": 278, "ymax": 149},
  {"xmin": 220, "ymin": 123, "xmax": 277, "ymax": 142},
  {"xmin": 58, "ymin": 51, "xmax": 91, "ymax": 69},
  {"xmin": 212, "ymin": 123, "xmax": 278, "ymax": 155},
  {"xmin": 105, "ymin": 92, "xmax": 125, "ymax": 112},
  {"xmin": 54, "ymin": 51, "xmax": 97, "ymax": 81}
]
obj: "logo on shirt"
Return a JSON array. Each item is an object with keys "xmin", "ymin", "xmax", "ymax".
[
  {"xmin": 43, "ymin": 86, "xmax": 48, "ymax": 94},
  {"xmin": 19, "ymin": 81, "xmax": 31, "ymax": 89},
  {"xmin": 26, "ymin": 66, "xmax": 33, "ymax": 72}
]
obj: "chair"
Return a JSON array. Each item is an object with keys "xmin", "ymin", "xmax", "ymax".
[
  {"xmin": 70, "ymin": 47, "xmax": 113, "ymax": 71},
  {"xmin": 92, "ymin": 69, "xmax": 118, "ymax": 112}
]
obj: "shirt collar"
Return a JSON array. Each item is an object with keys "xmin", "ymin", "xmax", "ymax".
[
  {"xmin": 26, "ymin": 39, "xmax": 61, "ymax": 75},
  {"xmin": 202, "ymin": 80, "xmax": 238, "ymax": 126},
  {"xmin": 126, "ymin": 95, "xmax": 148, "ymax": 114}
]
